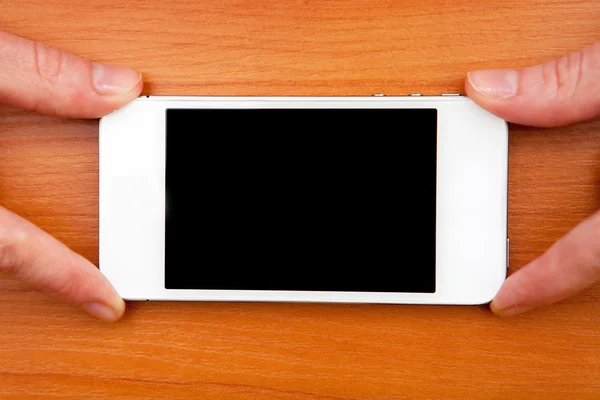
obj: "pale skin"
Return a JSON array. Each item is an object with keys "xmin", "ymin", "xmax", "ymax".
[{"xmin": 0, "ymin": 32, "xmax": 599, "ymax": 321}]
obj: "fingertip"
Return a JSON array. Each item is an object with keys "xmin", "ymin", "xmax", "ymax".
[
  {"xmin": 488, "ymin": 273, "xmax": 529, "ymax": 316},
  {"xmin": 489, "ymin": 295, "xmax": 508, "ymax": 316},
  {"xmin": 490, "ymin": 296, "xmax": 514, "ymax": 316},
  {"xmin": 112, "ymin": 73, "xmax": 144, "ymax": 105},
  {"xmin": 59, "ymin": 252, "xmax": 127, "ymax": 321},
  {"xmin": 86, "ymin": 70, "xmax": 143, "ymax": 118},
  {"xmin": 103, "ymin": 70, "xmax": 144, "ymax": 109},
  {"xmin": 82, "ymin": 297, "xmax": 126, "ymax": 322},
  {"xmin": 464, "ymin": 70, "xmax": 521, "ymax": 124},
  {"xmin": 466, "ymin": 70, "xmax": 518, "ymax": 99},
  {"xmin": 90, "ymin": 275, "xmax": 126, "ymax": 322},
  {"xmin": 92, "ymin": 63, "xmax": 142, "ymax": 96},
  {"xmin": 111, "ymin": 296, "xmax": 127, "ymax": 321},
  {"xmin": 491, "ymin": 303, "xmax": 532, "ymax": 317}
]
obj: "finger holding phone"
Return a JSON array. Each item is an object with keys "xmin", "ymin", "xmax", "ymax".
[{"xmin": 1, "ymin": 30, "xmax": 598, "ymax": 320}]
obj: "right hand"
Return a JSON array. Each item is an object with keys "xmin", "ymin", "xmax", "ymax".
[
  {"xmin": 0, "ymin": 31, "xmax": 143, "ymax": 321},
  {"xmin": 465, "ymin": 41, "xmax": 600, "ymax": 316}
]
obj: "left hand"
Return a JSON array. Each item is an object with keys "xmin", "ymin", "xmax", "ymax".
[{"xmin": 0, "ymin": 31, "xmax": 143, "ymax": 321}]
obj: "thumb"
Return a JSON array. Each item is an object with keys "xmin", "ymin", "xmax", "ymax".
[
  {"xmin": 0, "ymin": 31, "xmax": 142, "ymax": 118},
  {"xmin": 465, "ymin": 41, "xmax": 600, "ymax": 127}
]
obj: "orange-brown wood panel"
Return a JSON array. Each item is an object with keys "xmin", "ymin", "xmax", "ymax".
[{"xmin": 1, "ymin": 1, "xmax": 600, "ymax": 398}]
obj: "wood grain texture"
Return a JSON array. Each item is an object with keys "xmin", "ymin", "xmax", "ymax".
[{"xmin": 1, "ymin": 0, "xmax": 600, "ymax": 398}]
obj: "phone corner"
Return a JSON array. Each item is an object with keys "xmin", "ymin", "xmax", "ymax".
[
  {"xmin": 100, "ymin": 95, "xmax": 147, "ymax": 124},
  {"xmin": 98, "ymin": 113, "xmax": 108, "ymax": 133},
  {"xmin": 469, "ymin": 277, "xmax": 506, "ymax": 305},
  {"xmin": 467, "ymin": 293, "xmax": 497, "ymax": 306}
]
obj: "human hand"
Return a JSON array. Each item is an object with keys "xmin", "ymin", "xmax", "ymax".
[
  {"xmin": 0, "ymin": 32, "xmax": 143, "ymax": 321},
  {"xmin": 466, "ymin": 41, "xmax": 600, "ymax": 316}
]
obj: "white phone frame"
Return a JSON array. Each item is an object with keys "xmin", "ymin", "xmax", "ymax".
[{"xmin": 99, "ymin": 96, "xmax": 508, "ymax": 304}]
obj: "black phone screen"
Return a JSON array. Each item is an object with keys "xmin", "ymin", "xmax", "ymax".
[{"xmin": 165, "ymin": 108, "xmax": 437, "ymax": 293}]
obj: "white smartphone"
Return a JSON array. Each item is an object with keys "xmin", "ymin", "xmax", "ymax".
[{"xmin": 99, "ymin": 95, "xmax": 508, "ymax": 305}]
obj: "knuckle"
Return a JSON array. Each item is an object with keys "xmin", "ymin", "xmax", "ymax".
[
  {"xmin": 0, "ymin": 229, "xmax": 27, "ymax": 274},
  {"xmin": 542, "ymin": 50, "xmax": 587, "ymax": 100},
  {"xmin": 32, "ymin": 40, "xmax": 64, "ymax": 84}
]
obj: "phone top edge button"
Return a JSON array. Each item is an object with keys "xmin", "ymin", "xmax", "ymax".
[{"xmin": 506, "ymin": 238, "xmax": 510, "ymax": 270}]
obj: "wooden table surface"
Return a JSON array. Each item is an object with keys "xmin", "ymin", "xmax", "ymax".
[{"xmin": 1, "ymin": 1, "xmax": 600, "ymax": 398}]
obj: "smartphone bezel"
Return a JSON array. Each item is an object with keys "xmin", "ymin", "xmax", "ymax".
[{"xmin": 99, "ymin": 96, "xmax": 508, "ymax": 304}]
